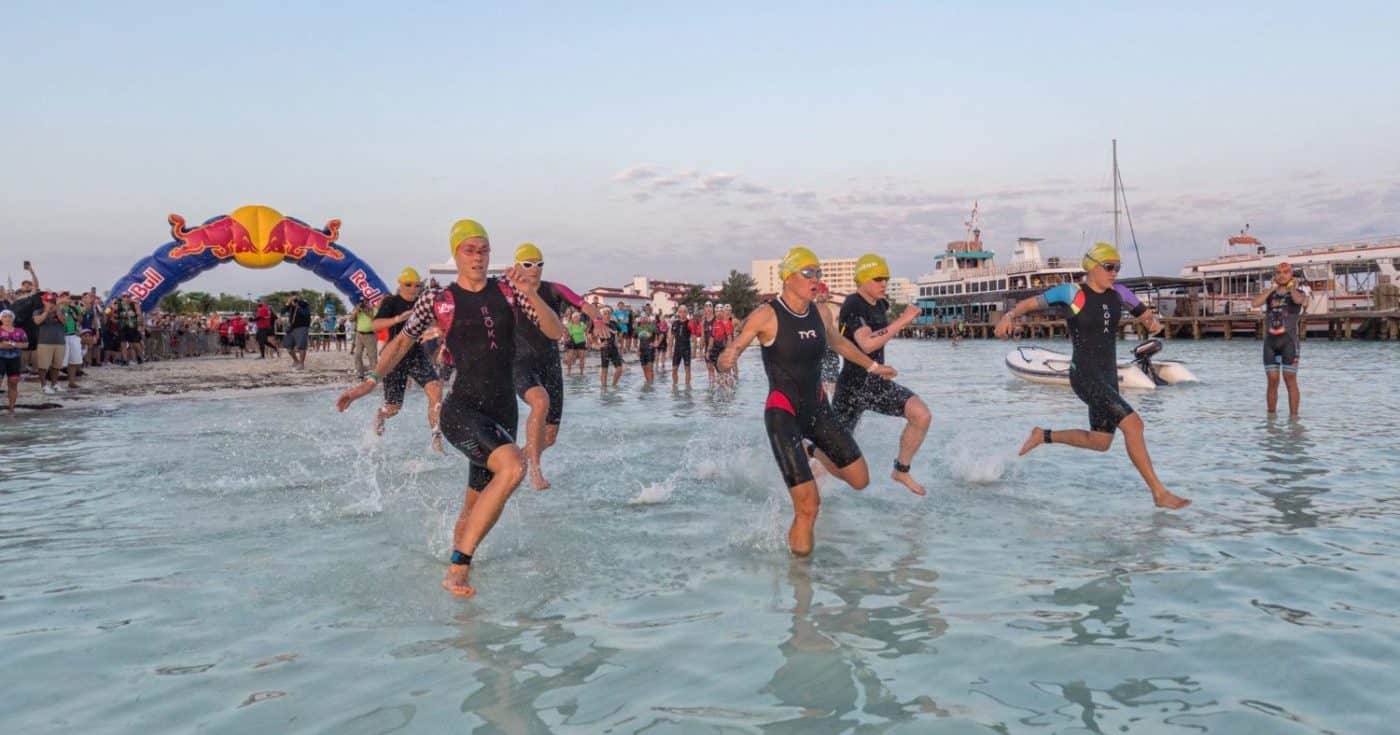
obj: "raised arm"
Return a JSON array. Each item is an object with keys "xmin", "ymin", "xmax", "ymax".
[
  {"xmin": 996, "ymin": 283, "xmax": 1075, "ymax": 338},
  {"xmin": 1114, "ymin": 284, "xmax": 1161, "ymax": 335},
  {"xmin": 337, "ymin": 289, "xmax": 436, "ymax": 411},
  {"xmin": 849, "ymin": 303, "xmax": 917, "ymax": 354}
]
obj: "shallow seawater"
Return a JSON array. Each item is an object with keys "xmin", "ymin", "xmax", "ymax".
[{"xmin": 3, "ymin": 339, "xmax": 1398, "ymax": 734}]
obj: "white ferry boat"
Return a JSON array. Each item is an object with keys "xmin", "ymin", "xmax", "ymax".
[
  {"xmin": 1165, "ymin": 226, "xmax": 1400, "ymax": 324},
  {"xmin": 913, "ymin": 203, "xmax": 1084, "ymax": 326}
]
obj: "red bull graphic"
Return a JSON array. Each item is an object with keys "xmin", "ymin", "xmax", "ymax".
[{"xmin": 108, "ymin": 204, "xmax": 390, "ymax": 312}]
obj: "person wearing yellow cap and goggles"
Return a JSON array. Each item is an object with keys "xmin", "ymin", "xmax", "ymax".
[
  {"xmin": 831, "ymin": 253, "xmax": 931, "ymax": 497},
  {"xmin": 716, "ymin": 246, "xmax": 898, "ymax": 556},
  {"xmin": 365, "ymin": 265, "xmax": 444, "ymax": 441},
  {"xmin": 995, "ymin": 242, "xmax": 1189, "ymax": 510},
  {"xmin": 336, "ymin": 218, "xmax": 566, "ymax": 598},
  {"xmin": 507, "ymin": 241, "xmax": 601, "ymax": 490}
]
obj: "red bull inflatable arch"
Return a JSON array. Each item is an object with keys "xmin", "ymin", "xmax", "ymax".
[{"xmin": 108, "ymin": 204, "xmax": 390, "ymax": 310}]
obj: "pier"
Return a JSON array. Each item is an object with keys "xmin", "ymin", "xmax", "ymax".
[{"xmin": 908, "ymin": 311, "xmax": 1400, "ymax": 341}]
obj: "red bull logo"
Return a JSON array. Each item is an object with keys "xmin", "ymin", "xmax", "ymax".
[
  {"xmin": 126, "ymin": 267, "xmax": 166, "ymax": 300},
  {"xmin": 166, "ymin": 205, "xmax": 343, "ymax": 269},
  {"xmin": 348, "ymin": 269, "xmax": 383, "ymax": 302}
]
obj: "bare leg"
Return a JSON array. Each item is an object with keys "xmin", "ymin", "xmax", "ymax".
[
  {"xmin": 6, "ymin": 379, "xmax": 16, "ymax": 415},
  {"xmin": 612, "ymin": 363, "xmax": 622, "ymax": 387},
  {"xmin": 442, "ymin": 444, "xmax": 526, "ymax": 596},
  {"xmin": 1282, "ymin": 371, "xmax": 1300, "ymax": 417},
  {"xmin": 891, "ymin": 396, "xmax": 930, "ymax": 496},
  {"xmin": 375, "ymin": 403, "xmax": 401, "ymax": 436},
  {"xmin": 67, "ymin": 362, "xmax": 79, "ymax": 389},
  {"xmin": 522, "ymin": 386, "xmax": 551, "ymax": 490},
  {"xmin": 787, "ymin": 482, "xmax": 821, "ymax": 556},
  {"xmin": 1019, "ymin": 426, "xmax": 1112, "ymax": 456},
  {"xmin": 1118, "ymin": 413, "xmax": 1191, "ymax": 509},
  {"xmin": 1265, "ymin": 370, "xmax": 1281, "ymax": 414},
  {"xmin": 425, "ymin": 381, "xmax": 444, "ymax": 452}
]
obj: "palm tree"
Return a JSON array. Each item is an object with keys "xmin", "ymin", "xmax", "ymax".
[{"xmin": 159, "ymin": 290, "xmax": 186, "ymax": 313}]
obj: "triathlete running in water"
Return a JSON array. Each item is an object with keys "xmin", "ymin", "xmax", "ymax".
[
  {"xmin": 708, "ymin": 304, "xmax": 735, "ymax": 382},
  {"xmin": 564, "ymin": 310, "xmax": 589, "ymax": 376},
  {"xmin": 635, "ymin": 312, "xmax": 659, "ymax": 384},
  {"xmin": 510, "ymin": 242, "xmax": 602, "ymax": 490},
  {"xmin": 831, "ymin": 253, "xmax": 930, "ymax": 496},
  {"xmin": 995, "ymin": 242, "xmax": 1190, "ymax": 510},
  {"xmin": 669, "ymin": 304, "xmax": 694, "ymax": 386},
  {"xmin": 1252, "ymin": 261, "xmax": 1308, "ymax": 417},
  {"xmin": 594, "ymin": 306, "xmax": 624, "ymax": 387},
  {"xmin": 370, "ymin": 267, "xmax": 444, "ymax": 442},
  {"xmin": 337, "ymin": 219, "xmax": 565, "ymax": 597},
  {"xmin": 718, "ymin": 246, "xmax": 899, "ymax": 556}
]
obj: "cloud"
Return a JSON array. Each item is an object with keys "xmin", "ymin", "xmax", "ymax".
[{"xmin": 612, "ymin": 165, "xmax": 659, "ymax": 183}]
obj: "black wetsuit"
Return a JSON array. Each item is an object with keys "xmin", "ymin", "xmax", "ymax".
[
  {"xmin": 514, "ymin": 281, "xmax": 581, "ymax": 425},
  {"xmin": 1042, "ymin": 282, "xmax": 1147, "ymax": 433},
  {"xmin": 762, "ymin": 299, "xmax": 862, "ymax": 489},
  {"xmin": 598, "ymin": 321, "xmax": 623, "ymax": 368},
  {"xmin": 376, "ymin": 293, "xmax": 439, "ymax": 405},
  {"xmin": 403, "ymin": 280, "xmax": 526, "ymax": 490},
  {"xmin": 1263, "ymin": 288, "xmax": 1305, "ymax": 372},
  {"xmin": 670, "ymin": 317, "xmax": 692, "ymax": 367},
  {"xmin": 832, "ymin": 295, "xmax": 914, "ymax": 431}
]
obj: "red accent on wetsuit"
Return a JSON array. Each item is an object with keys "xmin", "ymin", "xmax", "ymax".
[{"xmin": 765, "ymin": 390, "xmax": 797, "ymax": 416}]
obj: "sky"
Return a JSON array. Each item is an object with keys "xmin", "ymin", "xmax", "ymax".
[{"xmin": 3, "ymin": 1, "xmax": 1398, "ymax": 297}]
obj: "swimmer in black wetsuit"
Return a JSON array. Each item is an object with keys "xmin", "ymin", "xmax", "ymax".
[
  {"xmin": 831, "ymin": 253, "xmax": 930, "ymax": 496},
  {"xmin": 669, "ymin": 305, "xmax": 694, "ymax": 386},
  {"xmin": 510, "ymin": 242, "xmax": 603, "ymax": 490},
  {"xmin": 337, "ymin": 219, "xmax": 565, "ymax": 596},
  {"xmin": 635, "ymin": 312, "xmax": 659, "ymax": 384},
  {"xmin": 995, "ymin": 242, "xmax": 1190, "ymax": 510},
  {"xmin": 593, "ymin": 306, "xmax": 624, "ymax": 387},
  {"xmin": 369, "ymin": 268, "xmax": 444, "ymax": 441},
  {"xmin": 1251, "ymin": 261, "xmax": 1308, "ymax": 417},
  {"xmin": 718, "ymin": 246, "xmax": 899, "ymax": 556}
]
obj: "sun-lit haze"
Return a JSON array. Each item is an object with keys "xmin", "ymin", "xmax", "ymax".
[{"xmin": 4, "ymin": 3, "xmax": 1398, "ymax": 295}]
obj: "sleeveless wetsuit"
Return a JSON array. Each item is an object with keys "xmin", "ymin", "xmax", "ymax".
[
  {"xmin": 513, "ymin": 281, "xmax": 582, "ymax": 425},
  {"xmin": 597, "ymin": 320, "xmax": 623, "ymax": 368},
  {"xmin": 403, "ymin": 279, "xmax": 529, "ymax": 489},
  {"xmin": 1263, "ymin": 287, "xmax": 1306, "ymax": 372},
  {"xmin": 831, "ymin": 294, "xmax": 915, "ymax": 431},
  {"xmin": 761, "ymin": 299, "xmax": 862, "ymax": 488},
  {"xmin": 670, "ymin": 317, "xmax": 691, "ymax": 367},
  {"xmin": 1041, "ymin": 282, "xmax": 1148, "ymax": 433}
]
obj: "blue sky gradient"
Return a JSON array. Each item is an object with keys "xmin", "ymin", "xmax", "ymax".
[{"xmin": 4, "ymin": 1, "xmax": 1398, "ymax": 295}]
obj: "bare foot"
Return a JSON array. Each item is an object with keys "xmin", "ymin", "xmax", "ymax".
[
  {"xmin": 1018, "ymin": 427, "xmax": 1045, "ymax": 456},
  {"xmin": 891, "ymin": 470, "xmax": 926, "ymax": 496},
  {"xmin": 441, "ymin": 565, "xmax": 476, "ymax": 597},
  {"xmin": 373, "ymin": 409, "xmax": 387, "ymax": 436},
  {"xmin": 431, "ymin": 433, "xmax": 444, "ymax": 454},
  {"xmin": 529, "ymin": 465, "xmax": 551, "ymax": 490},
  {"xmin": 1153, "ymin": 490, "xmax": 1192, "ymax": 510}
]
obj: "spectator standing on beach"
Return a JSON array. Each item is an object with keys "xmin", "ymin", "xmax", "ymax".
[
  {"xmin": 229, "ymin": 313, "xmax": 248, "ymax": 358},
  {"xmin": 32, "ymin": 293, "xmax": 68, "ymax": 394},
  {"xmin": 11, "ymin": 262, "xmax": 41, "ymax": 373},
  {"xmin": 282, "ymin": 295, "xmax": 312, "ymax": 369},
  {"xmin": 80, "ymin": 293, "xmax": 103, "ymax": 368},
  {"xmin": 253, "ymin": 301, "xmax": 280, "ymax": 359},
  {"xmin": 116, "ymin": 294, "xmax": 144, "ymax": 365},
  {"xmin": 350, "ymin": 297, "xmax": 379, "ymax": 379},
  {"xmin": 1, "ymin": 309, "xmax": 25, "ymax": 416},
  {"xmin": 58, "ymin": 292, "xmax": 83, "ymax": 389}
]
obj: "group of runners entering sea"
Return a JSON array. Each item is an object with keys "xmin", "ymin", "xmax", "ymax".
[{"xmin": 336, "ymin": 220, "xmax": 1192, "ymax": 597}]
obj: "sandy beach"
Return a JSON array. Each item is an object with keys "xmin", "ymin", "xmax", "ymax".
[{"xmin": 9, "ymin": 350, "xmax": 361, "ymax": 413}]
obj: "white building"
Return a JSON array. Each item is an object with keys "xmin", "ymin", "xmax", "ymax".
[
  {"xmin": 753, "ymin": 257, "xmax": 860, "ymax": 297},
  {"xmin": 617, "ymin": 275, "xmax": 720, "ymax": 315}
]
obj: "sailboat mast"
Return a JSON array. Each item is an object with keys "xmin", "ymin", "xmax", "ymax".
[{"xmin": 1112, "ymin": 138, "xmax": 1121, "ymax": 249}]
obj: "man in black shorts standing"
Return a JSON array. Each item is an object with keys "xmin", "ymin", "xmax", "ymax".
[
  {"xmin": 669, "ymin": 304, "xmax": 694, "ymax": 386},
  {"xmin": 718, "ymin": 246, "xmax": 898, "ymax": 556},
  {"xmin": 510, "ymin": 242, "xmax": 601, "ymax": 489},
  {"xmin": 337, "ymin": 219, "xmax": 564, "ymax": 597},
  {"xmin": 281, "ymin": 295, "xmax": 312, "ymax": 369},
  {"xmin": 1252, "ymin": 261, "xmax": 1308, "ymax": 417},
  {"xmin": 995, "ymin": 242, "xmax": 1190, "ymax": 510},
  {"xmin": 116, "ymin": 293, "xmax": 144, "ymax": 366},
  {"xmin": 370, "ymin": 268, "xmax": 444, "ymax": 440},
  {"xmin": 594, "ymin": 305, "xmax": 624, "ymax": 388},
  {"xmin": 831, "ymin": 254, "xmax": 929, "ymax": 496}
]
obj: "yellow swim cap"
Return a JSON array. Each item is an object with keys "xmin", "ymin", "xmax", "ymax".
[
  {"xmin": 514, "ymin": 242, "xmax": 543, "ymax": 263},
  {"xmin": 397, "ymin": 267, "xmax": 421, "ymax": 284},
  {"xmin": 778, "ymin": 246, "xmax": 820, "ymax": 280},
  {"xmin": 449, "ymin": 219, "xmax": 489, "ymax": 254},
  {"xmin": 1082, "ymin": 242, "xmax": 1121, "ymax": 272},
  {"xmin": 854, "ymin": 253, "xmax": 890, "ymax": 284}
]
